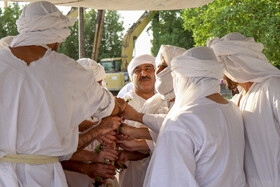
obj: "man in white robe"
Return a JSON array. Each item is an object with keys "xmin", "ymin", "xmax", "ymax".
[
  {"xmin": 120, "ymin": 45, "xmax": 186, "ymax": 145},
  {"xmin": 0, "ymin": 2, "xmax": 126, "ymax": 187},
  {"xmin": 118, "ymin": 54, "xmax": 156, "ymax": 187},
  {"xmin": 208, "ymin": 32, "xmax": 280, "ymax": 187},
  {"xmin": 144, "ymin": 47, "xmax": 246, "ymax": 187}
]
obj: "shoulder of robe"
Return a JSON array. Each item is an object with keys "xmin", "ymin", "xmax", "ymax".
[{"xmin": 260, "ymin": 77, "xmax": 280, "ymax": 97}]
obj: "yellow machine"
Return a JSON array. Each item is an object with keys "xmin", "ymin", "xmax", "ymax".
[
  {"xmin": 100, "ymin": 11, "xmax": 152, "ymax": 93},
  {"xmin": 100, "ymin": 57, "xmax": 129, "ymax": 92}
]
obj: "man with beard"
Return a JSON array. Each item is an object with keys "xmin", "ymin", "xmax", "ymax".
[{"xmin": 118, "ymin": 54, "xmax": 156, "ymax": 187}]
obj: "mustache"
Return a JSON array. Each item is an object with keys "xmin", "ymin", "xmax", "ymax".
[{"xmin": 139, "ymin": 76, "xmax": 151, "ymax": 81}]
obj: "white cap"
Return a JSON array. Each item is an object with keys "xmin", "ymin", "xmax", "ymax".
[{"xmin": 127, "ymin": 54, "xmax": 155, "ymax": 81}]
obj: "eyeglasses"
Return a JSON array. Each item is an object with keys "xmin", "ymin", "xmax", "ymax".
[{"xmin": 133, "ymin": 66, "xmax": 154, "ymax": 74}]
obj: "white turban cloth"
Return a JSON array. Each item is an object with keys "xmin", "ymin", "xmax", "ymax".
[
  {"xmin": 127, "ymin": 54, "xmax": 156, "ymax": 81},
  {"xmin": 155, "ymin": 45, "xmax": 186, "ymax": 101},
  {"xmin": 77, "ymin": 58, "xmax": 106, "ymax": 82},
  {"xmin": 207, "ymin": 32, "xmax": 280, "ymax": 83},
  {"xmin": 0, "ymin": 36, "xmax": 14, "ymax": 49},
  {"xmin": 10, "ymin": 1, "xmax": 76, "ymax": 48},
  {"xmin": 171, "ymin": 47, "xmax": 224, "ymax": 108}
]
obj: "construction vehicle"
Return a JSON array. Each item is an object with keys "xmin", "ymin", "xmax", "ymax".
[{"xmin": 99, "ymin": 11, "xmax": 152, "ymax": 93}]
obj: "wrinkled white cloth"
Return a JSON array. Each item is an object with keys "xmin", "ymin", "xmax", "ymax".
[
  {"xmin": 155, "ymin": 45, "xmax": 186, "ymax": 101},
  {"xmin": 0, "ymin": 36, "xmax": 13, "ymax": 49},
  {"xmin": 127, "ymin": 54, "xmax": 155, "ymax": 81},
  {"xmin": 10, "ymin": 1, "xmax": 75, "ymax": 47},
  {"xmin": 231, "ymin": 77, "xmax": 280, "ymax": 187},
  {"xmin": 117, "ymin": 82, "xmax": 134, "ymax": 98},
  {"xmin": 145, "ymin": 46, "xmax": 245, "ymax": 186},
  {"xmin": 207, "ymin": 32, "xmax": 280, "ymax": 83},
  {"xmin": 141, "ymin": 93, "xmax": 173, "ymax": 143},
  {"xmin": 0, "ymin": 48, "xmax": 114, "ymax": 187},
  {"xmin": 208, "ymin": 32, "xmax": 280, "ymax": 186},
  {"xmin": 77, "ymin": 58, "xmax": 106, "ymax": 82},
  {"xmin": 144, "ymin": 98, "xmax": 246, "ymax": 187}
]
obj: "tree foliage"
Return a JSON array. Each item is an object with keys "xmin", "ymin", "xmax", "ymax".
[
  {"xmin": 183, "ymin": 0, "xmax": 280, "ymax": 68},
  {"xmin": 0, "ymin": 3, "xmax": 21, "ymax": 38},
  {"xmin": 59, "ymin": 9, "xmax": 124, "ymax": 61},
  {"xmin": 150, "ymin": 10, "xmax": 194, "ymax": 56}
]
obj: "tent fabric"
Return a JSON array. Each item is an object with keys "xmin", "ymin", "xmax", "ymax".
[{"xmin": 9, "ymin": 0, "xmax": 214, "ymax": 10}]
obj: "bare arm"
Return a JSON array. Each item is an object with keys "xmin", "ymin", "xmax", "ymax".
[
  {"xmin": 61, "ymin": 160, "xmax": 116, "ymax": 180},
  {"xmin": 79, "ymin": 120, "xmax": 98, "ymax": 132},
  {"xmin": 120, "ymin": 123, "xmax": 152, "ymax": 140},
  {"xmin": 78, "ymin": 116, "xmax": 121, "ymax": 151}
]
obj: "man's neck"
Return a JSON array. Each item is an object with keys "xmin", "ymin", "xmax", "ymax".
[{"xmin": 135, "ymin": 90, "xmax": 155, "ymax": 100}]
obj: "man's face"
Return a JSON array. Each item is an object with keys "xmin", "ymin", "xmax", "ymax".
[
  {"xmin": 132, "ymin": 63, "xmax": 155, "ymax": 94},
  {"xmin": 223, "ymin": 75, "xmax": 239, "ymax": 95},
  {"xmin": 156, "ymin": 55, "xmax": 168, "ymax": 75}
]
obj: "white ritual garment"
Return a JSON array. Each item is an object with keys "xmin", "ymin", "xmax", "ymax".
[
  {"xmin": 144, "ymin": 98, "xmax": 246, "ymax": 187},
  {"xmin": 119, "ymin": 90, "xmax": 152, "ymax": 187},
  {"xmin": 141, "ymin": 93, "xmax": 173, "ymax": 144},
  {"xmin": 0, "ymin": 48, "xmax": 114, "ymax": 187},
  {"xmin": 231, "ymin": 77, "xmax": 280, "ymax": 187}
]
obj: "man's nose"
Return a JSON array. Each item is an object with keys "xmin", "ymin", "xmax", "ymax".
[{"xmin": 141, "ymin": 69, "xmax": 148, "ymax": 76}]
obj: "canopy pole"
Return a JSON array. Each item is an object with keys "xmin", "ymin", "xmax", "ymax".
[
  {"xmin": 78, "ymin": 7, "xmax": 85, "ymax": 59},
  {"xmin": 91, "ymin": 10, "xmax": 105, "ymax": 61}
]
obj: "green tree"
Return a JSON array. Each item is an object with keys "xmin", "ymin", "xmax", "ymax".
[
  {"xmin": 59, "ymin": 9, "xmax": 124, "ymax": 61},
  {"xmin": 150, "ymin": 10, "xmax": 194, "ymax": 56},
  {"xmin": 183, "ymin": 0, "xmax": 280, "ymax": 68},
  {"xmin": 0, "ymin": 3, "xmax": 21, "ymax": 38}
]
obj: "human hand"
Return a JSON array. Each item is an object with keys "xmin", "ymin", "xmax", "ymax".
[
  {"xmin": 82, "ymin": 163, "xmax": 116, "ymax": 179},
  {"xmin": 117, "ymin": 139, "xmax": 147, "ymax": 152},
  {"xmin": 117, "ymin": 123, "xmax": 136, "ymax": 138},
  {"xmin": 93, "ymin": 145, "xmax": 118, "ymax": 163},
  {"xmin": 121, "ymin": 104, "xmax": 143, "ymax": 122},
  {"xmin": 97, "ymin": 131, "xmax": 117, "ymax": 144},
  {"xmin": 115, "ymin": 97, "xmax": 127, "ymax": 113},
  {"xmin": 98, "ymin": 116, "xmax": 122, "ymax": 135}
]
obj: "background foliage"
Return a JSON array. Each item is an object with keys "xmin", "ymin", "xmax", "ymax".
[
  {"xmin": 150, "ymin": 10, "xmax": 194, "ymax": 56},
  {"xmin": 182, "ymin": 0, "xmax": 280, "ymax": 68},
  {"xmin": 59, "ymin": 9, "xmax": 124, "ymax": 61},
  {"xmin": 0, "ymin": 3, "xmax": 21, "ymax": 38}
]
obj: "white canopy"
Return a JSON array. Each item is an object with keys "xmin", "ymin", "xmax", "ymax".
[{"xmin": 7, "ymin": 0, "xmax": 214, "ymax": 10}]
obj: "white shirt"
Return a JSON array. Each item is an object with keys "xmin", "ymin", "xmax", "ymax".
[
  {"xmin": 232, "ymin": 77, "xmax": 280, "ymax": 187},
  {"xmin": 144, "ymin": 98, "xmax": 246, "ymax": 187},
  {"xmin": 0, "ymin": 48, "xmax": 114, "ymax": 187}
]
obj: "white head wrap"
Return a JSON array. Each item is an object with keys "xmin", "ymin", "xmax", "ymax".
[
  {"xmin": 207, "ymin": 32, "xmax": 280, "ymax": 83},
  {"xmin": 10, "ymin": 1, "xmax": 76, "ymax": 48},
  {"xmin": 127, "ymin": 54, "xmax": 156, "ymax": 81},
  {"xmin": 0, "ymin": 36, "xmax": 14, "ymax": 49},
  {"xmin": 155, "ymin": 45, "xmax": 186, "ymax": 101},
  {"xmin": 171, "ymin": 47, "xmax": 224, "ymax": 107},
  {"xmin": 77, "ymin": 58, "xmax": 106, "ymax": 82}
]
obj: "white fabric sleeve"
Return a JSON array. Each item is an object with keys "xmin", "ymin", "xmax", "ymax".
[
  {"xmin": 148, "ymin": 129, "xmax": 159, "ymax": 145},
  {"xmin": 144, "ymin": 125, "xmax": 199, "ymax": 187},
  {"xmin": 145, "ymin": 139, "xmax": 155, "ymax": 152},
  {"xmin": 70, "ymin": 65, "xmax": 115, "ymax": 127},
  {"xmin": 143, "ymin": 114, "xmax": 167, "ymax": 133}
]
